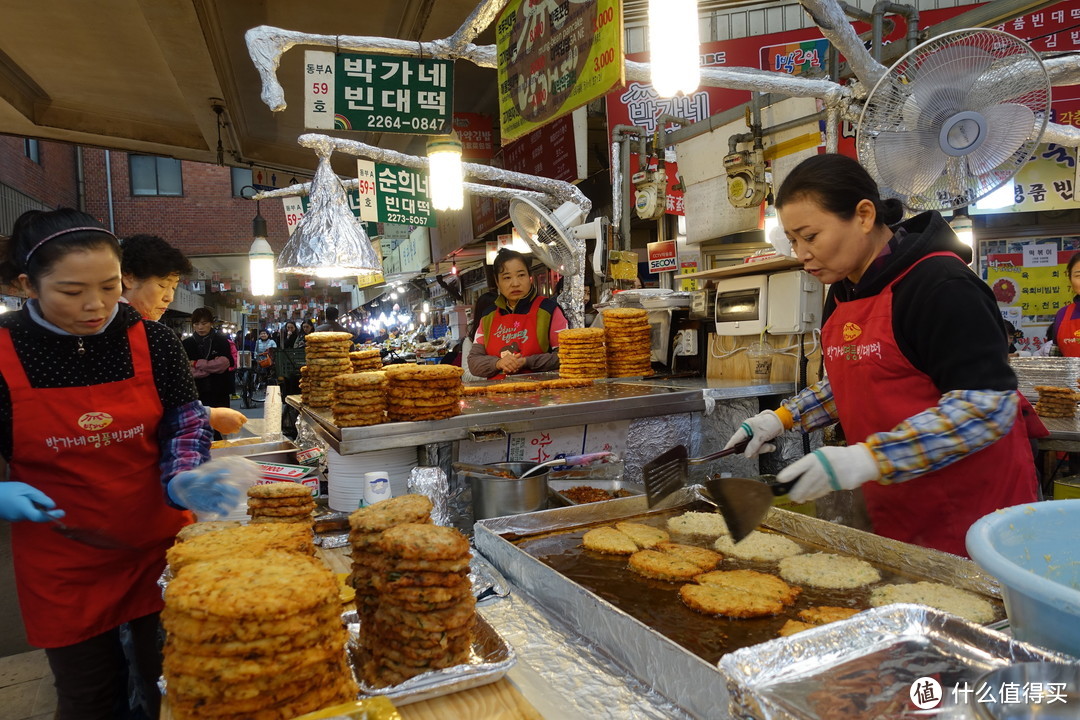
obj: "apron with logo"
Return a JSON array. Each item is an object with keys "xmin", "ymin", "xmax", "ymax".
[
  {"xmin": 822, "ymin": 251, "xmax": 1038, "ymax": 556},
  {"xmin": 0, "ymin": 322, "xmax": 191, "ymax": 647},
  {"xmin": 1054, "ymin": 303, "xmax": 1080, "ymax": 357},
  {"xmin": 484, "ymin": 301, "xmax": 546, "ymax": 380}
]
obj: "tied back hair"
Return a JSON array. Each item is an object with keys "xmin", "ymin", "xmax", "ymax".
[
  {"xmin": 0, "ymin": 208, "xmax": 119, "ymax": 287},
  {"xmin": 775, "ymin": 154, "xmax": 905, "ymax": 227}
]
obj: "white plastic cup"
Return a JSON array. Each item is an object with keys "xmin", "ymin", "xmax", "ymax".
[
  {"xmin": 747, "ymin": 341, "xmax": 773, "ymax": 381},
  {"xmin": 363, "ymin": 471, "xmax": 391, "ymax": 506}
]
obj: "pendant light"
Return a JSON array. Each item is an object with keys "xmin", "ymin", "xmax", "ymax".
[
  {"xmin": 241, "ymin": 186, "xmax": 275, "ymax": 296},
  {"xmin": 649, "ymin": 0, "xmax": 701, "ymax": 97},
  {"xmin": 427, "ymin": 132, "xmax": 464, "ymax": 211},
  {"xmin": 276, "ymin": 151, "xmax": 383, "ymax": 278}
]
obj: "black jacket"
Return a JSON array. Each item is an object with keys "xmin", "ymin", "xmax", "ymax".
[{"xmin": 824, "ymin": 211, "xmax": 1016, "ymax": 394}]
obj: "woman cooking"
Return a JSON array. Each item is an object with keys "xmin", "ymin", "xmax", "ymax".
[
  {"xmin": 0, "ymin": 208, "xmax": 238, "ymax": 718},
  {"xmin": 723, "ymin": 154, "xmax": 1038, "ymax": 556},
  {"xmin": 1045, "ymin": 251, "xmax": 1080, "ymax": 356},
  {"xmin": 120, "ymin": 234, "xmax": 247, "ymax": 436},
  {"xmin": 467, "ymin": 249, "xmax": 567, "ymax": 379}
]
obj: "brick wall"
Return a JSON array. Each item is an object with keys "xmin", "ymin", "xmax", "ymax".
[
  {"xmin": 0, "ymin": 137, "xmax": 79, "ymax": 209},
  {"xmin": 81, "ymin": 149, "xmax": 289, "ymax": 255}
]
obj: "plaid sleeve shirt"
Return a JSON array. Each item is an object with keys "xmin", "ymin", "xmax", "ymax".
[
  {"xmin": 159, "ymin": 400, "xmax": 212, "ymax": 507},
  {"xmin": 782, "ymin": 379, "xmax": 1019, "ymax": 484}
]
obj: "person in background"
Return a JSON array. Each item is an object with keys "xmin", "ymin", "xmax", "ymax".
[
  {"xmin": 0, "ymin": 208, "xmax": 234, "ymax": 719},
  {"xmin": 722, "ymin": 154, "xmax": 1037, "ymax": 557},
  {"xmin": 255, "ymin": 328, "xmax": 277, "ymax": 360},
  {"xmin": 315, "ymin": 306, "xmax": 352, "ymax": 336},
  {"xmin": 1045, "ymin": 251, "xmax": 1080, "ymax": 356},
  {"xmin": 296, "ymin": 319, "xmax": 315, "ymax": 347},
  {"xmin": 120, "ymin": 235, "xmax": 246, "ymax": 436},
  {"xmin": 468, "ymin": 249, "xmax": 566, "ymax": 379},
  {"xmin": 280, "ymin": 320, "xmax": 299, "ymax": 349},
  {"xmin": 182, "ymin": 307, "xmax": 235, "ymax": 440}
]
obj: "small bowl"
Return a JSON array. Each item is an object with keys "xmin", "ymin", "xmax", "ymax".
[{"xmin": 970, "ymin": 663, "xmax": 1080, "ymax": 719}]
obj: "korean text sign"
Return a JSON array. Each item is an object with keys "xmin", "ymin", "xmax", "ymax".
[
  {"xmin": 986, "ymin": 248, "xmax": 1074, "ymax": 320},
  {"xmin": 304, "ymin": 50, "xmax": 453, "ymax": 134},
  {"xmin": 496, "ymin": 0, "xmax": 623, "ymax": 144},
  {"xmin": 356, "ymin": 160, "xmax": 435, "ymax": 227}
]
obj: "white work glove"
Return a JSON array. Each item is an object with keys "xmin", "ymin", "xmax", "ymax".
[
  {"xmin": 779, "ymin": 444, "xmax": 881, "ymax": 503},
  {"xmin": 723, "ymin": 410, "xmax": 786, "ymax": 458}
]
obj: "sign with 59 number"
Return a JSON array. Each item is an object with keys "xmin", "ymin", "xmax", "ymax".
[{"xmin": 304, "ymin": 50, "xmax": 453, "ymax": 134}]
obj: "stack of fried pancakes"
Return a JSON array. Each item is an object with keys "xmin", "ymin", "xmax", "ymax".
[
  {"xmin": 602, "ymin": 308, "xmax": 653, "ymax": 378},
  {"xmin": 364, "ymin": 522, "xmax": 475, "ymax": 687},
  {"xmin": 331, "ymin": 372, "xmax": 388, "ymax": 427},
  {"xmin": 1035, "ymin": 385, "xmax": 1079, "ymax": 418},
  {"xmin": 384, "ymin": 364, "xmax": 464, "ymax": 422},
  {"xmin": 347, "ymin": 494, "xmax": 434, "ymax": 629},
  {"xmin": 300, "ymin": 332, "xmax": 354, "ymax": 407},
  {"xmin": 350, "ymin": 349, "xmax": 383, "ymax": 372},
  {"xmin": 247, "ymin": 481, "xmax": 315, "ymax": 525},
  {"xmin": 557, "ymin": 327, "xmax": 607, "ymax": 379},
  {"xmin": 162, "ymin": 552, "xmax": 357, "ymax": 719},
  {"xmin": 166, "ymin": 522, "xmax": 315, "ymax": 574}
]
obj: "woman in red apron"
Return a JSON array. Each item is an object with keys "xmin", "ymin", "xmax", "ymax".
[
  {"xmin": 1047, "ymin": 252, "xmax": 1080, "ymax": 356},
  {"xmin": 724, "ymin": 154, "xmax": 1038, "ymax": 557},
  {"xmin": 467, "ymin": 249, "xmax": 567, "ymax": 379},
  {"xmin": 0, "ymin": 209, "xmax": 219, "ymax": 719},
  {"xmin": 120, "ymin": 233, "xmax": 246, "ymax": 436}
]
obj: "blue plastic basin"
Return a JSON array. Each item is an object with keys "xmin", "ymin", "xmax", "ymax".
[{"xmin": 966, "ymin": 500, "xmax": 1080, "ymax": 659}]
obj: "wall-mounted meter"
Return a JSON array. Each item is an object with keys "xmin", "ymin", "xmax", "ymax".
[{"xmin": 767, "ymin": 270, "xmax": 823, "ymax": 334}]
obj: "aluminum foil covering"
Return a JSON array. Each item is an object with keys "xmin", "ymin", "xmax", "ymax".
[
  {"xmin": 297, "ymin": 134, "xmax": 591, "ymax": 216},
  {"xmin": 316, "ymin": 532, "xmax": 350, "ymax": 549},
  {"xmin": 611, "ymin": 140, "xmax": 622, "ymax": 245},
  {"xmin": 407, "ymin": 466, "xmax": 450, "ymax": 526},
  {"xmin": 475, "ymin": 489, "xmax": 1009, "ymax": 719},
  {"xmin": 1010, "ymin": 356, "xmax": 1080, "ymax": 402},
  {"xmin": 624, "ymin": 412, "xmax": 695, "ymax": 487},
  {"xmin": 277, "ymin": 148, "xmax": 383, "ymax": 276},
  {"xmin": 625, "ymin": 60, "xmax": 844, "ymax": 103},
  {"xmin": 718, "ymin": 603, "xmax": 1074, "ymax": 720},
  {"xmin": 345, "ymin": 610, "xmax": 516, "ymax": 704},
  {"xmin": 253, "ymin": 177, "xmax": 559, "ymax": 210},
  {"xmin": 477, "ymin": 585, "xmax": 692, "ymax": 719},
  {"xmin": 469, "ymin": 551, "xmax": 511, "ymax": 603},
  {"xmin": 244, "ymin": 25, "xmax": 496, "ymax": 112},
  {"xmin": 799, "ymin": 0, "xmax": 887, "ymax": 89}
]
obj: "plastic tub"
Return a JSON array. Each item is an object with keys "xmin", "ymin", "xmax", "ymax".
[{"xmin": 966, "ymin": 500, "xmax": 1080, "ymax": 658}]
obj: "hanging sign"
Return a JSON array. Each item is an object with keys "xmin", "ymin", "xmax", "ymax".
[
  {"xmin": 284, "ymin": 195, "xmax": 379, "ymax": 237},
  {"xmin": 986, "ymin": 248, "xmax": 1074, "ymax": 322},
  {"xmin": 495, "ymin": 0, "xmax": 623, "ymax": 144},
  {"xmin": 647, "ymin": 240, "xmax": 677, "ymax": 273},
  {"xmin": 304, "ymin": 51, "xmax": 453, "ymax": 133},
  {"xmin": 355, "ymin": 160, "xmax": 435, "ymax": 227},
  {"xmin": 452, "ymin": 113, "xmax": 495, "ymax": 160}
]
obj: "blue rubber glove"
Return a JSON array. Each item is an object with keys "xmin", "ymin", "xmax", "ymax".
[
  {"xmin": 167, "ymin": 467, "xmax": 243, "ymax": 516},
  {"xmin": 0, "ymin": 482, "xmax": 66, "ymax": 523}
]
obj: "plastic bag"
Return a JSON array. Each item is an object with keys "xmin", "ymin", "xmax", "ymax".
[{"xmin": 169, "ymin": 456, "xmax": 261, "ymax": 521}]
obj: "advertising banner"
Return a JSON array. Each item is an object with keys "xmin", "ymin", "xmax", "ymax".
[
  {"xmin": 496, "ymin": 0, "xmax": 622, "ymax": 144},
  {"xmin": 452, "ymin": 113, "xmax": 495, "ymax": 160}
]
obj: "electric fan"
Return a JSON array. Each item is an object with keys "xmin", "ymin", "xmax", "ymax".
[
  {"xmin": 857, "ymin": 28, "xmax": 1050, "ymax": 211},
  {"xmin": 508, "ymin": 198, "xmax": 605, "ymax": 328}
]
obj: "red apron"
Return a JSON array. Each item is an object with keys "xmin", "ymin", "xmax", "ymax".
[
  {"xmin": 822, "ymin": 251, "xmax": 1037, "ymax": 556},
  {"xmin": 484, "ymin": 300, "xmax": 546, "ymax": 380},
  {"xmin": 0, "ymin": 322, "xmax": 191, "ymax": 647},
  {"xmin": 1054, "ymin": 303, "xmax": 1080, "ymax": 356}
]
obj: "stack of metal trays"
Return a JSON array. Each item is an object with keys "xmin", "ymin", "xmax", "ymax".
[
  {"xmin": 1009, "ymin": 356, "xmax": 1080, "ymax": 401},
  {"xmin": 474, "ymin": 489, "xmax": 1020, "ymax": 719}
]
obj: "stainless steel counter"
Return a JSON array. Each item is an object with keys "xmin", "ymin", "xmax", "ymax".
[
  {"xmin": 1038, "ymin": 415, "xmax": 1080, "ymax": 449},
  {"xmin": 630, "ymin": 377, "xmax": 797, "ymax": 399},
  {"xmin": 289, "ymin": 383, "xmax": 707, "ymax": 454}
]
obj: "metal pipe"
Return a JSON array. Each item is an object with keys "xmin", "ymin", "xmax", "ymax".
[
  {"xmin": 74, "ymin": 146, "xmax": 85, "ymax": 212},
  {"xmin": 613, "ymin": 124, "xmax": 648, "ymax": 167},
  {"xmin": 826, "ymin": 105, "xmax": 841, "ymax": 153},
  {"xmin": 728, "ymin": 132, "xmax": 754, "ymax": 153},
  {"xmin": 612, "ymin": 125, "xmax": 649, "ymax": 252},
  {"xmin": 610, "ymin": 141, "xmax": 623, "ymax": 253},
  {"xmin": 873, "ymin": 1, "xmax": 919, "ymax": 55},
  {"xmin": 104, "ymin": 150, "xmax": 115, "ymax": 233}
]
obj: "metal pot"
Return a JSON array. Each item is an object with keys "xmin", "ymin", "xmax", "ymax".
[{"xmin": 470, "ymin": 462, "xmax": 549, "ymax": 520}]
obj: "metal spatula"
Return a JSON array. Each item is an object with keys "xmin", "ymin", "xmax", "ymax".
[
  {"xmin": 33, "ymin": 502, "xmax": 134, "ymax": 550},
  {"xmin": 701, "ymin": 475, "xmax": 798, "ymax": 543},
  {"xmin": 642, "ymin": 441, "xmax": 749, "ymax": 508}
]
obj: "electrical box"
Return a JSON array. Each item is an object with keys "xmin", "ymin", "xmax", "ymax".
[
  {"xmin": 714, "ymin": 275, "xmax": 768, "ymax": 336},
  {"xmin": 767, "ymin": 270, "xmax": 823, "ymax": 334}
]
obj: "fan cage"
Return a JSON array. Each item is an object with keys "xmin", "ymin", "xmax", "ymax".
[{"xmin": 857, "ymin": 28, "xmax": 1050, "ymax": 212}]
